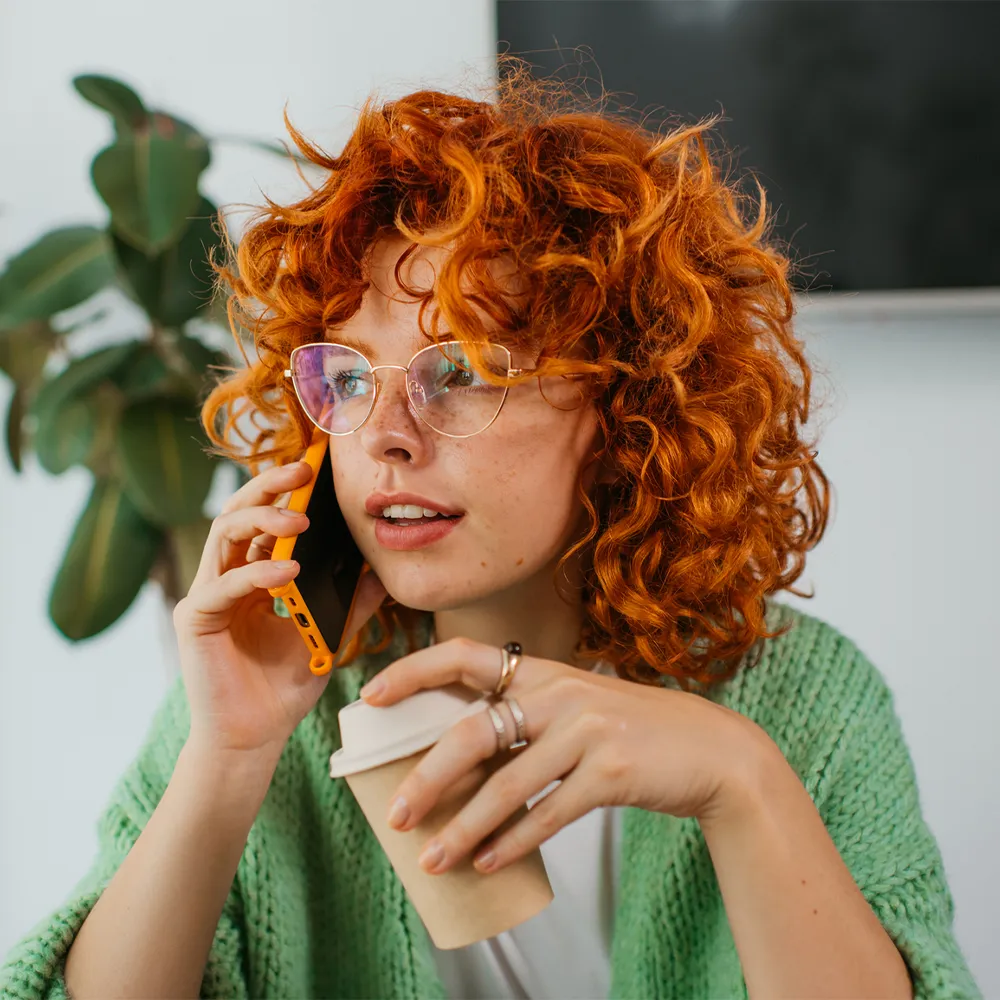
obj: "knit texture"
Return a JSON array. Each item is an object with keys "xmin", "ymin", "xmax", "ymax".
[{"xmin": 0, "ymin": 599, "xmax": 981, "ymax": 999}]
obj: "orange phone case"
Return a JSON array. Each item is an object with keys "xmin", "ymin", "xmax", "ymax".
[{"xmin": 267, "ymin": 431, "xmax": 370, "ymax": 675}]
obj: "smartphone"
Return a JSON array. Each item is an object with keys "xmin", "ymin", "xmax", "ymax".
[{"xmin": 267, "ymin": 430, "xmax": 370, "ymax": 675}]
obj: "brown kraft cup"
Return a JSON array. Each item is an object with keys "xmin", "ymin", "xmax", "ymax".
[{"xmin": 329, "ymin": 683, "xmax": 554, "ymax": 949}]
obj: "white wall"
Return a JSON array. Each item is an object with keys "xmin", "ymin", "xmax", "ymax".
[
  {"xmin": 0, "ymin": 0, "xmax": 496, "ymax": 960},
  {"xmin": 782, "ymin": 291, "xmax": 999, "ymax": 996},
  {"xmin": 0, "ymin": 3, "xmax": 995, "ymax": 994}
]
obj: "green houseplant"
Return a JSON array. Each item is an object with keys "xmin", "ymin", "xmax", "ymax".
[{"xmin": 0, "ymin": 74, "xmax": 294, "ymax": 641}]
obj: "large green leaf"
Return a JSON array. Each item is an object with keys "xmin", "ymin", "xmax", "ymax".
[
  {"xmin": 0, "ymin": 227, "xmax": 116, "ymax": 329},
  {"xmin": 117, "ymin": 397, "xmax": 217, "ymax": 526},
  {"xmin": 149, "ymin": 112, "xmax": 211, "ymax": 173},
  {"xmin": 29, "ymin": 341, "xmax": 143, "ymax": 474},
  {"xmin": 115, "ymin": 343, "xmax": 173, "ymax": 400},
  {"xmin": 73, "ymin": 74, "xmax": 147, "ymax": 135},
  {"xmin": 5, "ymin": 387, "xmax": 24, "ymax": 471},
  {"xmin": 0, "ymin": 320, "xmax": 57, "ymax": 384},
  {"xmin": 92, "ymin": 128, "xmax": 207, "ymax": 254},
  {"xmin": 112, "ymin": 197, "xmax": 223, "ymax": 326},
  {"xmin": 34, "ymin": 394, "xmax": 98, "ymax": 474},
  {"xmin": 49, "ymin": 477, "xmax": 163, "ymax": 640},
  {"xmin": 33, "ymin": 382, "xmax": 123, "ymax": 477}
]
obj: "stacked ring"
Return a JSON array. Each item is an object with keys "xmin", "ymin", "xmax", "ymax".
[{"xmin": 484, "ymin": 641, "xmax": 531, "ymax": 755}]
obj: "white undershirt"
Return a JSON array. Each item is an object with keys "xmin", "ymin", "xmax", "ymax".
[{"xmin": 429, "ymin": 660, "xmax": 624, "ymax": 1000}]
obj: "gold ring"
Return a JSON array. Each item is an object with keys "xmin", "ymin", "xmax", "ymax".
[{"xmin": 493, "ymin": 641, "xmax": 522, "ymax": 697}]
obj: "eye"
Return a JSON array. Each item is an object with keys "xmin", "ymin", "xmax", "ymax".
[
  {"xmin": 324, "ymin": 370, "xmax": 370, "ymax": 399},
  {"xmin": 441, "ymin": 365, "xmax": 477, "ymax": 389}
]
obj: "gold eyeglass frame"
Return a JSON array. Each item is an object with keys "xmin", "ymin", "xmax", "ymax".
[{"xmin": 283, "ymin": 339, "xmax": 528, "ymax": 439}]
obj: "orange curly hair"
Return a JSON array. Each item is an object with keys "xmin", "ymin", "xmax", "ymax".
[{"xmin": 202, "ymin": 56, "xmax": 831, "ymax": 691}]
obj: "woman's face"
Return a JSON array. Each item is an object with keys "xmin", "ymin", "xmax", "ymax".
[{"xmin": 330, "ymin": 236, "xmax": 606, "ymax": 613}]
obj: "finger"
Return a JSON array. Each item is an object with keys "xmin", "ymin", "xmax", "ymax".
[
  {"xmin": 469, "ymin": 767, "xmax": 598, "ymax": 874},
  {"xmin": 245, "ymin": 533, "xmax": 277, "ymax": 563},
  {"xmin": 181, "ymin": 559, "xmax": 300, "ymax": 627},
  {"xmin": 360, "ymin": 637, "xmax": 554, "ymax": 705},
  {"xmin": 193, "ymin": 506, "xmax": 309, "ymax": 586},
  {"xmin": 220, "ymin": 461, "xmax": 313, "ymax": 516},
  {"xmin": 386, "ymin": 689, "xmax": 560, "ymax": 832},
  {"xmin": 414, "ymin": 725, "xmax": 587, "ymax": 875}
]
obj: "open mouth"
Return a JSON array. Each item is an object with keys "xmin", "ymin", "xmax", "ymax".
[{"xmin": 384, "ymin": 513, "xmax": 462, "ymax": 527}]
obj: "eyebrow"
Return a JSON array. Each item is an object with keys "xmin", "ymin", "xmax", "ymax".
[
  {"xmin": 324, "ymin": 331, "xmax": 379, "ymax": 360},
  {"xmin": 323, "ymin": 330, "xmax": 460, "ymax": 363}
]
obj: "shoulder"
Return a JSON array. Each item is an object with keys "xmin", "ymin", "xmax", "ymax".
[{"xmin": 705, "ymin": 599, "xmax": 899, "ymax": 792}]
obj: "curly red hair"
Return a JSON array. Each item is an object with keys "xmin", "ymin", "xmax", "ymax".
[{"xmin": 202, "ymin": 57, "xmax": 831, "ymax": 691}]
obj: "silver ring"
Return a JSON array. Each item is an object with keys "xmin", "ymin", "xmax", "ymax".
[
  {"xmin": 485, "ymin": 704, "xmax": 508, "ymax": 754},
  {"xmin": 504, "ymin": 696, "xmax": 529, "ymax": 750}
]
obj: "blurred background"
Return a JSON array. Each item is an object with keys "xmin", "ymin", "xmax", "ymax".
[{"xmin": 0, "ymin": 0, "xmax": 996, "ymax": 992}]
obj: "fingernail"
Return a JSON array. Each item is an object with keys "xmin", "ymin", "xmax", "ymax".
[
  {"xmin": 418, "ymin": 840, "xmax": 445, "ymax": 872},
  {"xmin": 277, "ymin": 507, "xmax": 304, "ymax": 517},
  {"xmin": 360, "ymin": 678, "xmax": 385, "ymax": 701},
  {"xmin": 473, "ymin": 849, "xmax": 497, "ymax": 872},
  {"xmin": 387, "ymin": 796, "xmax": 409, "ymax": 829}
]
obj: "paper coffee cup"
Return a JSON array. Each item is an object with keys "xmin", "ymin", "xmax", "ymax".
[{"xmin": 329, "ymin": 683, "xmax": 554, "ymax": 949}]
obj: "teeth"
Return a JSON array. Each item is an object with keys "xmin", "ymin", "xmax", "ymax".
[{"xmin": 382, "ymin": 504, "xmax": 446, "ymax": 519}]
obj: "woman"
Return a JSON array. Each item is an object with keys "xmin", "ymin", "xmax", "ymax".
[{"xmin": 0, "ymin": 60, "xmax": 980, "ymax": 999}]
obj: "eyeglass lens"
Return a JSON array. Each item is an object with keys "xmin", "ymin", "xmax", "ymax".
[{"xmin": 291, "ymin": 342, "xmax": 511, "ymax": 435}]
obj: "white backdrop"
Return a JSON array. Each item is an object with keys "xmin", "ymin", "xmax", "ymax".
[{"xmin": 0, "ymin": 1, "xmax": 995, "ymax": 994}]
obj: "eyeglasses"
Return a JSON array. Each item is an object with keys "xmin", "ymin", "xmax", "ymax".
[{"xmin": 283, "ymin": 340, "xmax": 527, "ymax": 438}]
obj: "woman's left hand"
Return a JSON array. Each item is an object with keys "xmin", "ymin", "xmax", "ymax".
[{"xmin": 357, "ymin": 636, "xmax": 772, "ymax": 875}]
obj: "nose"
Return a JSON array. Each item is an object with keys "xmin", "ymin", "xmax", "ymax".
[
  {"xmin": 372, "ymin": 365, "xmax": 409, "ymax": 416},
  {"xmin": 367, "ymin": 364, "xmax": 419, "ymax": 427},
  {"xmin": 358, "ymin": 363, "xmax": 435, "ymax": 465}
]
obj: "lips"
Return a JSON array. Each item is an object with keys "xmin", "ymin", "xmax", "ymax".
[{"xmin": 374, "ymin": 512, "xmax": 463, "ymax": 550}]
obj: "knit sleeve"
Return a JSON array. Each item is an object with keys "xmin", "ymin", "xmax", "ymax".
[
  {"xmin": 813, "ymin": 650, "xmax": 981, "ymax": 1000},
  {"xmin": 0, "ymin": 675, "xmax": 250, "ymax": 1000}
]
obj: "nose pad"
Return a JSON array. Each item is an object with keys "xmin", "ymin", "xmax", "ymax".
[{"xmin": 369, "ymin": 369, "xmax": 422, "ymax": 429}]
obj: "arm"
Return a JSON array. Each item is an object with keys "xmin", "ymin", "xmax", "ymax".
[
  {"xmin": 0, "ymin": 678, "xmax": 259, "ymax": 1000},
  {"xmin": 698, "ymin": 669, "xmax": 981, "ymax": 1000},
  {"xmin": 700, "ymin": 728, "xmax": 914, "ymax": 999},
  {"xmin": 62, "ymin": 740, "xmax": 279, "ymax": 1000}
]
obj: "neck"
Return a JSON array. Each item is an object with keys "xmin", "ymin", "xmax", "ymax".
[{"xmin": 430, "ymin": 552, "xmax": 590, "ymax": 670}]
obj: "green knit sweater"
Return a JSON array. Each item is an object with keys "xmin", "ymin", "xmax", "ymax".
[{"xmin": 0, "ymin": 600, "xmax": 981, "ymax": 999}]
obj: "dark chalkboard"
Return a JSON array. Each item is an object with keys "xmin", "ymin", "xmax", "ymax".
[{"xmin": 497, "ymin": 0, "xmax": 1000, "ymax": 292}]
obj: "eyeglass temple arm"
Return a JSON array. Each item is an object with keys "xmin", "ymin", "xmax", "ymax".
[{"xmin": 282, "ymin": 367, "xmax": 528, "ymax": 378}]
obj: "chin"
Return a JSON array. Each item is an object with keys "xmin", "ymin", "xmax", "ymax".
[
  {"xmin": 374, "ymin": 564, "xmax": 499, "ymax": 614},
  {"xmin": 371, "ymin": 566, "xmax": 459, "ymax": 612}
]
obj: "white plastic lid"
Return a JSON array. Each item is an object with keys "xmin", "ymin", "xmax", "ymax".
[{"xmin": 329, "ymin": 682, "xmax": 492, "ymax": 778}]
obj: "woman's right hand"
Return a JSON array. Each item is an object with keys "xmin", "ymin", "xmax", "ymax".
[{"xmin": 171, "ymin": 461, "xmax": 388, "ymax": 760}]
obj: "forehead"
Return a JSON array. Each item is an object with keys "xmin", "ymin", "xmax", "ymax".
[{"xmin": 326, "ymin": 236, "xmax": 526, "ymax": 361}]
